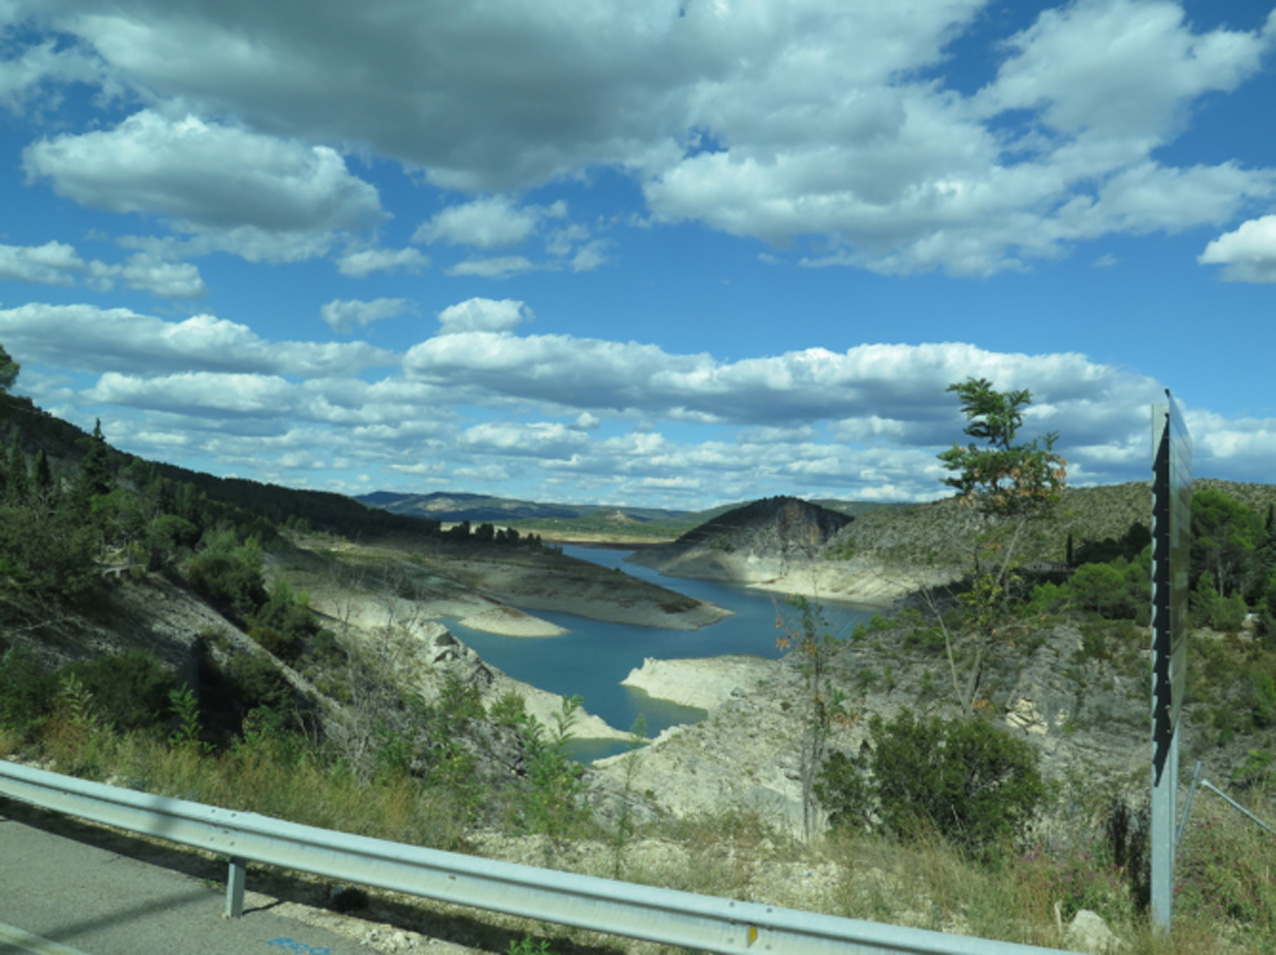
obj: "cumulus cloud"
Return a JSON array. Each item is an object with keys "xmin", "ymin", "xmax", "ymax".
[
  {"xmin": 86, "ymin": 370, "xmax": 295, "ymax": 417},
  {"xmin": 7, "ymin": 1, "xmax": 1269, "ymax": 275},
  {"xmin": 405, "ymin": 331, "xmax": 1163, "ymax": 429},
  {"xmin": 1199, "ymin": 215, "xmax": 1276, "ymax": 282},
  {"xmin": 321, "ymin": 297, "xmax": 414, "ymax": 333},
  {"xmin": 461, "ymin": 420, "xmax": 590, "ymax": 459},
  {"xmin": 977, "ymin": 0, "xmax": 1268, "ymax": 140},
  {"xmin": 23, "ymin": 110, "xmax": 385, "ymax": 261},
  {"xmin": 1185, "ymin": 409, "xmax": 1276, "ymax": 484},
  {"xmin": 0, "ymin": 303, "xmax": 393, "ymax": 376},
  {"xmin": 336, "ymin": 246, "xmax": 429, "ymax": 277},
  {"xmin": 436, "ymin": 298, "xmax": 534, "ymax": 335},
  {"xmin": 0, "ymin": 241, "xmax": 81, "ymax": 285},
  {"xmin": 0, "ymin": 241, "xmax": 206, "ymax": 297},
  {"xmin": 106, "ymin": 253, "xmax": 207, "ymax": 297},
  {"xmin": 414, "ymin": 196, "xmax": 564, "ymax": 248}
]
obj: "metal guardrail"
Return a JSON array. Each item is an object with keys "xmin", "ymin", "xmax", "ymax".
[{"xmin": 0, "ymin": 760, "xmax": 1081, "ymax": 955}]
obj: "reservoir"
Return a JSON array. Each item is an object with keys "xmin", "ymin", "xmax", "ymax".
[{"xmin": 445, "ymin": 545, "xmax": 877, "ymax": 758}]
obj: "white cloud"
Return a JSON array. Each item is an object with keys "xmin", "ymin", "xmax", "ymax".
[
  {"xmin": 0, "ymin": 303, "xmax": 393, "ymax": 376},
  {"xmin": 86, "ymin": 371, "xmax": 294, "ymax": 417},
  {"xmin": 321, "ymin": 297, "xmax": 414, "ymax": 333},
  {"xmin": 1185, "ymin": 409, "xmax": 1276, "ymax": 483},
  {"xmin": 108, "ymin": 253, "xmax": 207, "ymax": 297},
  {"xmin": 436, "ymin": 298, "xmax": 533, "ymax": 335},
  {"xmin": 1199, "ymin": 215, "xmax": 1276, "ymax": 282},
  {"xmin": 8, "ymin": 1, "xmax": 1267, "ymax": 275},
  {"xmin": 0, "ymin": 241, "xmax": 81, "ymax": 285},
  {"xmin": 461, "ymin": 421, "xmax": 590, "ymax": 459},
  {"xmin": 415, "ymin": 196, "xmax": 548, "ymax": 248},
  {"xmin": 977, "ymin": 0, "xmax": 1268, "ymax": 140},
  {"xmin": 405, "ymin": 332, "xmax": 1162, "ymax": 428},
  {"xmin": 336, "ymin": 246, "xmax": 429, "ymax": 277},
  {"xmin": 569, "ymin": 240, "xmax": 609, "ymax": 272},
  {"xmin": 445, "ymin": 255, "xmax": 537, "ymax": 279},
  {"xmin": 23, "ymin": 110, "xmax": 384, "ymax": 261},
  {"xmin": 0, "ymin": 241, "xmax": 205, "ymax": 297}
]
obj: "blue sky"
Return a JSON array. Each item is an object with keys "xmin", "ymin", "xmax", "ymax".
[{"xmin": 0, "ymin": 0, "xmax": 1274, "ymax": 510}]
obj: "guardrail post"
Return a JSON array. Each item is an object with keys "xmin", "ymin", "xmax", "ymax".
[{"xmin": 225, "ymin": 856, "xmax": 246, "ymax": 918}]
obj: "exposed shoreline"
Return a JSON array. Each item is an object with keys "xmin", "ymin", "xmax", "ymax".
[
  {"xmin": 621, "ymin": 655, "xmax": 775, "ymax": 711},
  {"xmin": 627, "ymin": 550, "xmax": 952, "ymax": 608}
]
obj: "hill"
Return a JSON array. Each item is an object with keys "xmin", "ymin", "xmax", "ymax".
[
  {"xmin": 626, "ymin": 495, "xmax": 898, "ymax": 598},
  {"xmin": 359, "ymin": 490, "xmax": 902, "ymax": 543},
  {"xmin": 629, "ymin": 480, "xmax": 1276, "ymax": 605}
]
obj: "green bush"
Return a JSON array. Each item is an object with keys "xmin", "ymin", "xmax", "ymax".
[
  {"xmin": 186, "ymin": 531, "xmax": 267, "ymax": 622},
  {"xmin": 228, "ymin": 652, "xmax": 293, "ymax": 713},
  {"xmin": 490, "ymin": 691, "xmax": 527, "ymax": 727},
  {"xmin": 1071, "ymin": 563, "xmax": 1128, "ymax": 617},
  {"xmin": 0, "ymin": 642, "xmax": 57, "ymax": 737},
  {"xmin": 0, "ymin": 505, "xmax": 98, "ymax": 600},
  {"xmin": 64, "ymin": 649, "xmax": 173, "ymax": 733},
  {"xmin": 1210, "ymin": 592, "xmax": 1248, "ymax": 633},
  {"xmin": 518, "ymin": 695, "xmax": 590, "ymax": 838},
  {"xmin": 1242, "ymin": 670, "xmax": 1276, "ymax": 730},
  {"xmin": 437, "ymin": 673, "xmax": 485, "ymax": 720},
  {"xmin": 817, "ymin": 709, "xmax": 1044, "ymax": 858}
]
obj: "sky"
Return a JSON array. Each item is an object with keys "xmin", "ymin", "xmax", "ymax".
[{"xmin": 0, "ymin": 0, "xmax": 1274, "ymax": 511}]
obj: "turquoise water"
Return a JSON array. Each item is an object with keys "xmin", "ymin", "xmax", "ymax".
[{"xmin": 445, "ymin": 546, "xmax": 876, "ymax": 756}]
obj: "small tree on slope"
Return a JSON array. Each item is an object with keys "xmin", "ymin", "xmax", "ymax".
[{"xmin": 932, "ymin": 377, "xmax": 1067, "ymax": 712}]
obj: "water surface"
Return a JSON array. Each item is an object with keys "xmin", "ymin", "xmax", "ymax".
[{"xmin": 445, "ymin": 546, "xmax": 876, "ymax": 756}]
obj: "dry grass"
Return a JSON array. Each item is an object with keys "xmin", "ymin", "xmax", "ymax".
[{"xmin": 30, "ymin": 722, "xmax": 473, "ymax": 854}]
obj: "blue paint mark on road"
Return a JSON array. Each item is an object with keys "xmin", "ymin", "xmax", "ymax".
[{"xmin": 267, "ymin": 938, "xmax": 331, "ymax": 954}]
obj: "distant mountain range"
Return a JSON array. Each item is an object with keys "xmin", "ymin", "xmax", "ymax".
[
  {"xmin": 356, "ymin": 490, "xmax": 690, "ymax": 523},
  {"xmin": 356, "ymin": 490, "xmax": 901, "ymax": 537}
]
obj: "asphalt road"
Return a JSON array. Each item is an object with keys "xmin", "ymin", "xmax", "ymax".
[{"xmin": 0, "ymin": 806, "xmax": 369, "ymax": 955}]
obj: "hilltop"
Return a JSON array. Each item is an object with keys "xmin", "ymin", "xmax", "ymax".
[
  {"xmin": 626, "ymin": 481, "xmax": 1276, "ymax": 605},
  {"xmin": 358, "ymin": 489, "xmax": 900, "ymax": 544}
]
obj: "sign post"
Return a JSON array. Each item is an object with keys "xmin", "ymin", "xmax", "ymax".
[{"xmin": 1150, "ymin": 391, "xmax": 1191, "ymax": 931}]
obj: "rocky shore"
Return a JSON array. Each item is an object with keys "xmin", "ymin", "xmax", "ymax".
[
  {"xmin": 621, "ymin": 655, "xmax": 776, "ymax": 710},
  {"xmin": 630, "ymin": 550, "xmax": 953, "ymax": 606}
]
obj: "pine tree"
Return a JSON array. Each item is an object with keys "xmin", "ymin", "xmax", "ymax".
[
  {"xmin": 6, "ymin": 437, "xmax": 28, "ymax": 505},
  {"xmin": 75, "ymin": 417, "xmax": 115, "ymax": 501}
]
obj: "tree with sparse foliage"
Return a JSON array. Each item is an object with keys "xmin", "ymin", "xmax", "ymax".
[{"xmin": 930, "ymin": 377, "xmax": 1068, "ymax": 711}]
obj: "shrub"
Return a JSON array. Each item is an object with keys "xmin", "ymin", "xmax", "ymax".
[
  {"xmin": 817, "ymin": 709, "xmax": 1045, "ymax": 858},
  {"xmin": 1242, "ymin": 670, "xmax": 1276, "ymax": 730},
  {"xmin": 0, "ymin": 642, "xmax": 57, "ymax": 737},
  {"xmin": 186, "ymin": 531, "xmax": 267, "ymax": 622},
  {"xmin": 1071, "ymin": 563, "xmax": 1128, "ymax": 617},
  {"xmin": 437, "ymin": 673, "xmax": 485, "ymax": 720},
  {"xmin": 1210, "ymin": 592, "xmax": 1248, "ymax": 634},
  {"xmin": 64, "ymin": 649, "xmax": 174, "ymax": 733},
  {"xmin": 228, "ymin": 652, "xmax": 293, "ymax": 713},
  {"xmin": 518, "ymin": 695, "xmax": 590, "ymax": 838},
  {"xmin": 490, "ymin": 691, "xmax": 527, "ymax": 727}
]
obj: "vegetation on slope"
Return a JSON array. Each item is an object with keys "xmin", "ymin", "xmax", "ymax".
[{"xmin": 2, "ymin": 357, "xmax": 1275, "ymax": 952}]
